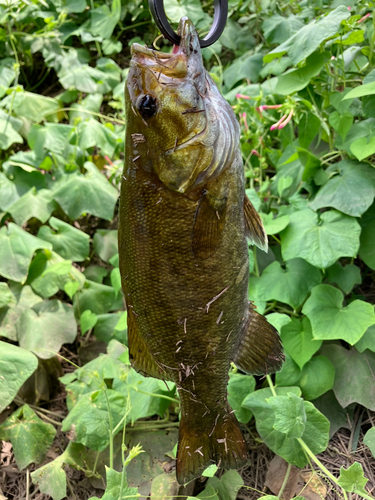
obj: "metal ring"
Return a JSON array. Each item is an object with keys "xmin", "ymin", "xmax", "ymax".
[{"xmin": 148, "ymin": 0, "xmax": 228, "ymax": 48}]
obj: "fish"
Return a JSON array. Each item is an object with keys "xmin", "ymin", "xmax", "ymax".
[{"xmin": 118, "ymin": 16, "xmax": 284, "ymax": 485}]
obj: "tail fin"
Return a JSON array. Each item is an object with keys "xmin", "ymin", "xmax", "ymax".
[{"xmin": 176, "ymin": 408, "xmax": 247, "ymax": 485}]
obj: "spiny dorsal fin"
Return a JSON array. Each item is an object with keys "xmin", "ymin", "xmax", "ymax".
[
  {"xmin": 192, "ymin": 192, "xmax": 227, "ymax": 259},
  {"xmin": 243, "ymin": 195, "xmax": 268, "ymax": 252},
  {"xmin": 234, "ymin": 302, "xmax": 284, "ymax": 375}
]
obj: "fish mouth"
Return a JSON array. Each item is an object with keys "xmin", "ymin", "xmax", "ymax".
[{"xmin": 130, "ymin": 17, "xmax": 202, "ymax": 79}]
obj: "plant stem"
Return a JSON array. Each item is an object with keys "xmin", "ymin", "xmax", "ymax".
[
  {"xmin": 278, "ymin": 463, "xmax": 292, "ymax": 499},
  {"xmin": 103, "ymin": 389, "xmax": 114, "ymax": 469},
  {"xmin": 266, "ymin": 375, "xmax": 277, "ymax": 397},
  {"xmin": 133, "ymin": 389, "xmax": 179, "ymax": 404},
  {"xmin": 297, "ymin": 438, "xmax": 348, "ymax": 500}
]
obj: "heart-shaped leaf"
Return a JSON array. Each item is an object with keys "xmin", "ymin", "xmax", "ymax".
[
  {"xmin": 302, "ymin": 285, "xmax": 375, "ymax": 344},
  {"xmin": 281, "ymin": 317, "xmax": 322, "ymax": 369},
  {"xmin": 280, "ymin": 209, "xmax": 361, "ymax": 269},
  {"xmin": 350, "ymin": 136, "xmax": 375, "ymax": 161},
  {"xmin": 249, "ymin": 258, "xmax": 321, "ymax": 309},
  {"xmin": 329, "ymin": 111, "xmax": 353, "ymax": 141}
]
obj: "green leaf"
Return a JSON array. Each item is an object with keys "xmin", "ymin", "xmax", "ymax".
[
  {"xmin": 227, "ymin": 372, "xmax": 256, "ymax": 424},
  {"xmin": 74, "ymin": 280, "xmax": 122, "ymax": 316},
  {"xmin": 243, "ymin": 386, "xmax": 329, "ymax": 467},
  {"xmin": 338, "ymin": 462, "xmax": 368, "ymax": 494},
  {"xmin": 0, "ymin": 171, "xmax": 20, "ymax": 210},
  {"xmin": 53, "ymin": 162, "xmax": 118, "ymax": 221},
  {"xmin": 313, "ymin": 390, "xmax": 353, "ymax": 439},
  {"xmin": 302, "ymin": 284, "xmax": 375, "ymax": 344},
  {"xmin": 93, "ymin": 229, "xmax": 118, "ymax": 263},
  {"xmin": 276, "ymin": 353, "xmax": 301, "ymax": 387},
  {"xmin": 266, "ymin": 312, "xmax": 292, "ymax": 333},
  {"xmin": 321, "ymin": 344, "xmax": 375, "ymax": 411},
  {"xmin": 344, "ymin": 81, "xmax": 375, "ymax": 100},
  {"xmin": 298, "ymin": 355, "xmax": 335, "ymax": 400},
  {"xmin": 275, "ymin": 51, "xmax": 330, "ymax": 95},
  {"xmin": 0, "ymin": 405, "xmax": 55, "ymax": 470},
  {"xmin": 161, "ymin": 0, "xmax": 207, "ymax": 24},
  {"xmin": 262, "ymin": 14, "xmax": 304, "ymax": 44},
  {"xmin": 249, "ymin": 258, "xmax": 321, "ymax": 309},
  {"xmin": 84, "ymin": 265, "xmax": 108, "ymax": 283},
  {"xmin": 64, "ymin": 280, "xmax": 80, "ymax": 299},
  {"xmin": 223, "ymin": 53, "xmax": 263, "ymax": 89},
  {"xmin": 280, "ymin": 209, "xmax": 361, "ymax": 269},
  {"xmin": 90, "ymin": 0, "xmax": 121, "ymax": 39},
  {"xmin": 264, "ymin": 6, "xmax": 350, "ymax": 64},
  {"xmin": 7, "ymin": 188, "xmax": 57, "ymax": 226},
  {"xmin": 202, "ymin": 464, "xmax": 219, "ymax": 477},
  {"xmin": 31, "ymin": 442, "xmax": 86, "ymax": 500},
  {"xmin": 111, "ymin": 268, "xmax": 122, "ymax": 296},
  {"xmin": 281, "ymin": 317, "xmax": 322, "ymax": 370},
  {"xmin": 260, "ymin": 213, "xmax": 290, "ymax": 235},
  {"xmin": 298, "ymin": 113, "xmax": 321, "ymax": 148},
  {"xmin": 0, "ymin": 116, "xmax": 23, "ymax": 149},
  {"xmin": 350, "ymin": 136, "xmax": 375, "ymax": 161},
  {"xmin": 329, "ymin": 111, "xmax": 353, "ymax": 141},
  {"xmin": 18, "ymin": 300, "xmax": 77, "ymax": 359},
  {"xmin": 0, "ymin": 342, "xmax": 38, "ymax": 412},
  {"xmin": 268, "ymin": 393, "xmax": 306, "ymax": 438},
  {"xmin": 310, "ymin": 160, "xmax": 375, "ymax": 216},
  {"xmin": 0, "ymin": 282, "xmax": 15, "ymax": 308},
  {"xmin": 196, "ymin": 485, "xmax": 219, "ymax": 500},
  {"xmin": 6, "ymin": 91, "xmax": 59, "ymax": 122},
  {"xmin": 0, "ymin": 223, "xmax": 52, "ymax": 283},
  {"xmin": 355, "ymin": 325, "xmax": 375, "ymax": 353},
  {"xmin": 100, "ymin": 467, "xmax": 139, "ymax": 500},
  {"xmin": 207, "ymin": 470, "xmax": 244, "ymax": 500},
  {"xmin": 80, "ymin": 309, "xmax": 98, "ymax": 334},
  {"xmin": 77, "ymin": 119, "xmax": 119, "ymax": 157},
  {"xmin": 38, "ymin": 217, "xmax": 90, "ymax": 262},
  {"xmin": 326, "ymin": 262, "xmax": 361, "ymax": 294},
  {"xmin": 359, "ymin": 219, "xmax": 375, "ymax": 269},
  {"xmin": 364, "ymin": 427, "xmax": 375, "ymax": 458}
]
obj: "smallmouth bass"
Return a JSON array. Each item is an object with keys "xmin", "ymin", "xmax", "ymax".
[{"xmin": 119, "ymin": 17, "xmax": 283, "ymax": 484}]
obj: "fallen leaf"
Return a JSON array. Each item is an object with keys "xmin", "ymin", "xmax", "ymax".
[{"xmin": 265, "ymin": 456, "xmax": 303, "ymax": 500}]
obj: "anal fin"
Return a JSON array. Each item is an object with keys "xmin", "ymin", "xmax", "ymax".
[
  {"xmin": 243, "ymin": 195, "xmax": 268, "ymax": 252},
  {"xmin": 128, "ymin": 311, "xmax": 171, "ymax": 381},
  {"xmin": 192, "ymin": 192, "xmax": 227, "ymax": 259},
  {"xmin": 234, "ymin": 302, "xmax": 284, "ymax": 375}
]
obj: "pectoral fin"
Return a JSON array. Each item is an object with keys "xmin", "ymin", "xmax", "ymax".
[
  {"xmin": 128, "ymin": 311, "xmax": 171, "ymax": 381},
  {"xmin": 234, "ymin": 302, "xmax": 284, "ymax": 375},
  {"xmin": 192, "ymin": 192, "xmax": 227, "ymax": 259},
  {"xmin": 243, "ymin": 195, "xmax": 268, "ymax": 252}
]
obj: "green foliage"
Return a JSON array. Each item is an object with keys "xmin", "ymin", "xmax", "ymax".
[{"xmin": 1, "ymin": 0, "xmax": 375, "ymax": 497}]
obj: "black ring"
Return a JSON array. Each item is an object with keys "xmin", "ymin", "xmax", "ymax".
[{"xmin": 148, "ymin": 0, "xmax": 228, "ymax": 48}]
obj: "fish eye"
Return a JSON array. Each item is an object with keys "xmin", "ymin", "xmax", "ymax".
[{"xmin": 136, "ymin": 94, "xmax": 157, "ymax": 120}]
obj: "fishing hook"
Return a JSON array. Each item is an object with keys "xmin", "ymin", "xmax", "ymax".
[{"xmin": 148, "ymin": 0, "xmax": 228, "ymax": 48}]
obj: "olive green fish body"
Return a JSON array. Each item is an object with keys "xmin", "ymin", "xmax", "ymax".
[{"xmin": 119, "ymin": 18, "xmax": 283, "ymax": 484}]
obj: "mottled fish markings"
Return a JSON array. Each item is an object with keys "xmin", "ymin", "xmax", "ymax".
[{"xmin": 119, "ymin": 17, "xmax": 284, "ymax": 485}]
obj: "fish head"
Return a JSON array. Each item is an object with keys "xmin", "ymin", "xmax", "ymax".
[{"xmin": 127, "ymin": 17, "xmax": 238, "ymax": 194}]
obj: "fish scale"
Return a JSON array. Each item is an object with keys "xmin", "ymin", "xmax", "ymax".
[{"xmin": 119, "ymin": 17, "xmax": 284, "ymax": 484}]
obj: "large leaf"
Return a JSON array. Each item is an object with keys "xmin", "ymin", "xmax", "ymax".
[
  {"xmin": 90, "ymin": 0, "xmax": 121, "ymax": 39},
  {"xmin": 321, "ymin": 344, "xmax": 375, "ymax": 410},
  {"xmin": 93, "ymin": 229, "xmax": 118, "ymax": 263},
  {"xmin": 207, "ymin": 470, "xmax": 244, "ymax": 500},
  {"xmin": 280, "ymin": 209, "xmax": 361, "ymax": 269},
  {"xmin": 77, "ymin": 119, "xmax": 120, "ymax": 157},
  {"xmin": 280, "ymin": 317, "xmax": 322, "ymax": 370},
  {"xmin": 326, "ymin": 262, "xmax": 362, "ymax": 294},
  {"xmin": 309, "ymin": 160, "xmax": 375, "ymax": 217},
  {"xmin": 355, "ymin": 325, "xmax": 375, "ymax": 353},
  {"xmin": 18, "ymin": 299, "xmax": 77, "ymax": 359},
  {"xmin": 227, "ymin": 372, "xmax": 255, "ymax": 424},
  {"xmin": 275, "ymin": 51, "xmax": 330, "ymax": 95},
  {"xmin": 53, "ymin": 162, "xmax": 118, "ymax": 221},
  {"xmin": 7, "ymin": 188, "xmax": 57, "ymax": 226},
  {"xmin": 0, "ymin": 405, "xmax": 55, "ymax": 470},
  {"xmin": 0, "ymin": 342, "xmax": 38, "ymax": 412},
  {"xmin": 5, "ymin": 91, "xmax": 60, "ymax": 122},
  {"xmin": 302, "ymin": 284, "xmax": 375, "ymax": 344},
  {"xmin": 249, "ymin": 258, "xmax": 321, "ymax": 309},
  {"xmin": 38, "ymin": 217, "xmax": 90, "ymax": 262},
  {"xmin": 223, "ymin": 53, "xmax": 263, "ymax": 89},
  {"xmin": 298, "ymin": 356, "xmax": 335, "ymax": 401},
  {"xmin": 262, "ymin": 14, "xmax": 304, "ymax": 44},
  {"xmin": 264, "ymin": 6, "xmax": 350, "ymax": 64},
  {"xmin": 243, "ymin": 387, "xmax": 329, "ymax": 467},
  {"xmin": 0, "ymin": 223, "xmax": 52, "ymax": 283},
  {"xmin": 74, "ymin": 279, "xmax": 122, "ymax": 315},
  {"xmin": 0, "ymin": 116, "xmax": 23, "ymax": 150},
  {"xmin": 359, "ymin": 219, "xmax": 375, "ymax": 270}
]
